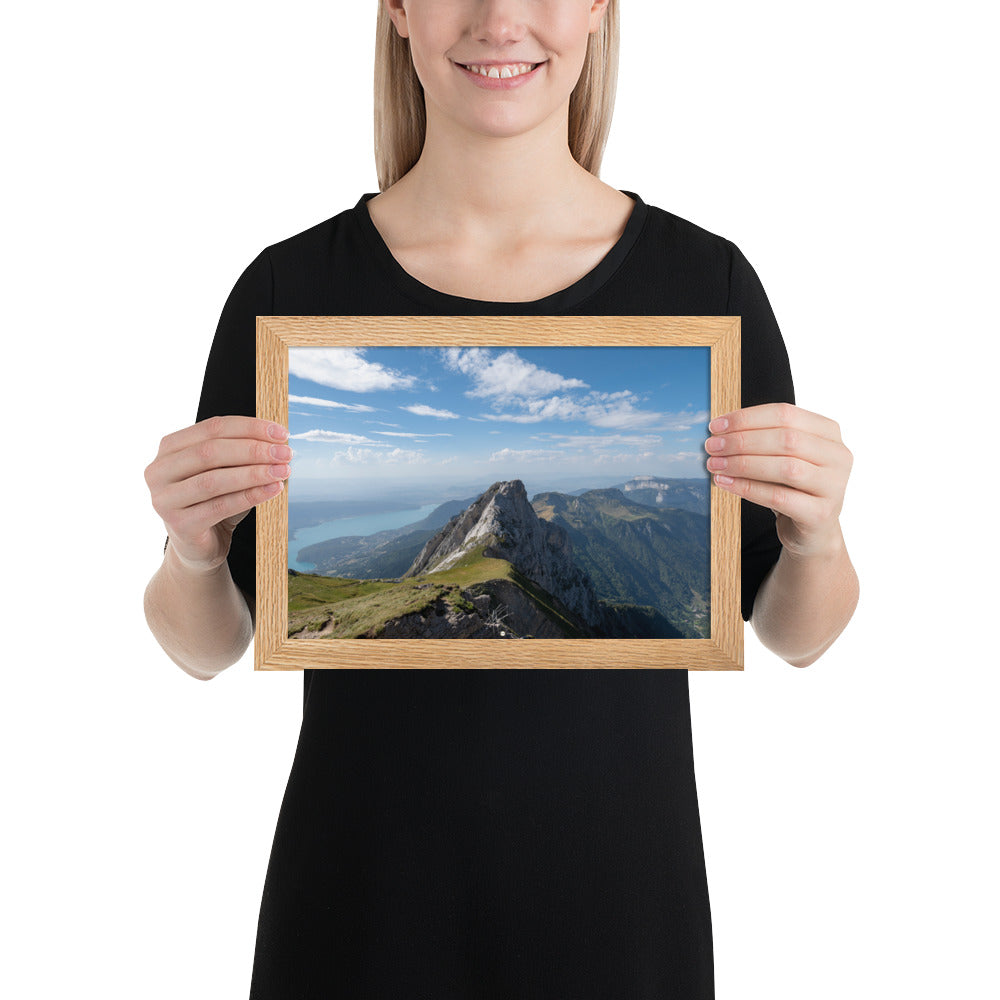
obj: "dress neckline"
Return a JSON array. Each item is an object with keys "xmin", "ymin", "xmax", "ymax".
[{"xmin": 353, "ymin": 190, "xmax": 647, "ymax": 311}]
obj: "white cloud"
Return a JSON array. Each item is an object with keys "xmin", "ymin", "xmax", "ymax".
[
  {"xmin": 332, "ymin": 446, "xmax": 425, "ymax": 465},
  {"xmin": 439, "ymin": 348, "xmax": 705, "ymax": 434},
  {"xmin": 653, "ymin": 411, "xmax": 711, "ymax": 432},
  {"xmin": 585, "ymin": 396, "xmax": 663, "ymax": 429},
  {"xmin": 479, "ymin": 413, "xmax": 546, "ymax": 424},
  {"xmin": 443, "ymin": 347, "xmax": 588, "ymax": 402},
  {"xmin": 400, "ymin": 404, "xmax": 460, "ymax": 419},
  {"xmin": 374, "ymin": 430, "xmax": 452, "ymax": 439},
  {"xmin": 288, "ymin": 394, "xmax": 376, "ymax": 412},
  {"xmin": 289, "ymin": 347, "xmax": 416, "ymax": 392},
  {"xmin": 289, "ymin": 429, "xmax": 385, "ymax": 445},
  {"xmin": 543, "ymin": 432, "xmax": 663, "ymax": 449},
  {"xmin": 489, "ymin": 448, "xmax": 564, "ymax": 463},
  {"xmin": 591, "ymin": 451, "xmax": 657, "ymax": 466},
  {"xmin": 478, "ymin": 395, "xmax": 580, "ymax": 424},
  {"xmin": 474, "ymin": 388, "xmax": 664, "ymax": 429}
]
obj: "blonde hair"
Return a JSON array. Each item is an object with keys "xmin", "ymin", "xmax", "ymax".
[{"xmin": 373, "ymin": 1, "xmax": 620, "ymax": 192}]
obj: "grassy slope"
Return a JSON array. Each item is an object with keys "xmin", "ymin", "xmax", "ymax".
[{"xmin": 287, "ymin": 545, "xmax": 584, "ymax": 639}]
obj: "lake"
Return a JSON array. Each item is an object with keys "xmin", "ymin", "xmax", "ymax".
[{"xmin": 288, "ymin": 502, "xmax": 440, "ymax": 573}]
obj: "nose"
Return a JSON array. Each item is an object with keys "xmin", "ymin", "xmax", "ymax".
[{"xmin": 470, "ymin": 0, "xmax": 529, "ymax": 46}]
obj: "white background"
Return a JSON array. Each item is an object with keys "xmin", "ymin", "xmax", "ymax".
[{"xmin": 3, "ymin": 1, "xmax": 996, "ymax": 997}]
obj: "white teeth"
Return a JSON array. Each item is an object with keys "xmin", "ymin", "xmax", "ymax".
[{"xmin": 462, "ymin": 62, "xmax": 536, "ymax": 79}]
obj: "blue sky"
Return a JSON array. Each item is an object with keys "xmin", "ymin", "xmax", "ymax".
[{"xmin": 287, "ymin": 346, "xmax": 710, "ymax": 491}]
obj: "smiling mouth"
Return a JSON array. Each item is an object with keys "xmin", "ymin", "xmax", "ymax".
[{"xmin": 457, "ymin": 62, "xmax": 544, "ymax": 79}]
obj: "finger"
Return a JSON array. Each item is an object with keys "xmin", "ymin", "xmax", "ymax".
[
  {"xmin": 704, "ymin": 427, "xmax": 846, "ymax": 469},
  {"xmin": 155, "ymin": 461, "xmax": 290, "ymax": 520},
  {"xmin": 706, "ymin": 453, "xmax": 832, "ymax": 497},
  {"xmin": 156, "ymin": 416, "xmax": 288, "ymax": 462},
  {"xmin": 712, "ymin": 473, "xmax": 830, "ymax": 526},
  {"xmin": 710, "ymin": 402, "xmax": 842, "ymax": 443},
  {"xmin": 148, "ymin": 436, "xmax": 293, "ymax": 492},
  {"xmin": 167, "ymin": 478, "xmax": 285, "ymax": 541}
]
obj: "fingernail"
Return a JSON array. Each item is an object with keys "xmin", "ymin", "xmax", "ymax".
[
  {"xmin": 709, "ymin": 417, "xmax": 728, "ymax": 433},
  {"xmin": 706, "ymin": 436, "xmax": 725, "ymax": 452},
  {"xmin": 268, "ymin": 424, "xmax": 289, "ymax": 440},
  {"xmin": 714, "ymin": 474, "xmax": 734, "ymax": 486},
  {"xmin": 707, "ymin": 457, "xmax": 727, "ymax": 471}
]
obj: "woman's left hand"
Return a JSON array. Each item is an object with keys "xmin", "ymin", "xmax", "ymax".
[{"xmin": 704, "ymin": 402, "xmax": 853, "ymax": 559}]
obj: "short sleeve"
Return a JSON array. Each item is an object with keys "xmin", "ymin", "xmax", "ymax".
[
  {"xmin": 725, "ymin": 241, "xmax": 796, "ymax": 621},
  {"xmin": 162, "ymin": 248, "xmax": 274, "ymax": 605}
]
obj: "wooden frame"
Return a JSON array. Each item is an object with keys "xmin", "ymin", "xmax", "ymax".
[{"xmin": 256, "ymin": 316, "xmax": 741, "ymax": 670}]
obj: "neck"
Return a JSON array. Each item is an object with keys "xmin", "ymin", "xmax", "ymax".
[{"xmin": 395, "ymin": 99, "xmax": 596, "ymax": 241}]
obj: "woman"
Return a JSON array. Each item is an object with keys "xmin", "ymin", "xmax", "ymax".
[{"xmin": 144, "ymin": 1, "xmax": 858, "ymax": 995}]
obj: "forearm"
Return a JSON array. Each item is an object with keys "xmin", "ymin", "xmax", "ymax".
[
  {"xmin": 750, "ymin": 523, "xmax": 859, "ymax": 668},
  {"xmin": 143, "ymin": 541, "xmax": 254, "ymax": 680}
]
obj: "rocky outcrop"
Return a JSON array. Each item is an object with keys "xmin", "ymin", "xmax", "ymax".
[
  {"xmin": 373, "ymin": 592, "xmax": 497, "ymax": 639},
  {"xmin": 611, "ymin": 477, "xmax": 710, "ymax": 515},
  {"xmin": 468, "ymin": 578, "xmax": 589, "ymax": 638},
  {"xmin": 622, "ymin": 476, "xmax": 670, "ymax": 493},
  {"xmin": 372, "ymin": 578, "xmax": 586, "ymax": 639},
  {"xmin": 403, "ymin": 480, "xmax": 603, "ymax": 626}
]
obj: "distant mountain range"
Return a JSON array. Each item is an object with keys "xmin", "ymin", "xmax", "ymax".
[
  {"xmin": 531, "ymin": 487, "xmax": 709, "ymax": 638},
  {"xmin": 287, "ymin": 477, "xmax": 710, "ymax": 640},
  {"xmin": 596, "ymin": 476, "xmax": 709, "ymax": 514}
]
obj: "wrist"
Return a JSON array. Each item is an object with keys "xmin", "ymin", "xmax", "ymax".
[
  {"xmin": 780, "ymin": 520, "xmax": 847, "ymax": 563},
  {"xmin": 164, "ymin": 537, "xmax": 230, "ymax": 582}
]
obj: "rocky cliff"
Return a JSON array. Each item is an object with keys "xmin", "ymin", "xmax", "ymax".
[
  {"xmin": 374, "ymin": 578, "xmax": 583, "ymax": 639},
  {"xmin": 403, "ymin": 480, "xmax": 604, "ymax": 626},
  {"xmin": 533, "ymin": 487, "xmax": 710, "ymax": 638},
  {"xmin": 612, "ymin": 476, "xmax": 710, "ymax": 515}
]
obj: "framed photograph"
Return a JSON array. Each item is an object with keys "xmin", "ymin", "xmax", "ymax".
[{"xmin": 256, "ymin": 316, "xmax": 741, "ymax": 671}]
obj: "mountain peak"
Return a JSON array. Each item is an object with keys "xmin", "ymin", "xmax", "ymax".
[
  {"xmin": 481, "ymin": 479, "xmax": 528, "ymax": 501},
  {"xmin": 404, "ymin": 479, "xmax": 536, "ymax": 577},
  {"xmin": 403, "ymin": 479, "xmax": 602, "ymax": 624}
]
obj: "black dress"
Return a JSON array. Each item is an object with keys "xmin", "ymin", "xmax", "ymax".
[{"xmin": 190, "ymin": 191, "xmax": 795, "ymax": 999}]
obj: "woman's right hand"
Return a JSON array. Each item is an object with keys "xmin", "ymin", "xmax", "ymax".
[{"xmin": 145, "ymin": 415, "xmax": 291, "ymax": 575}]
